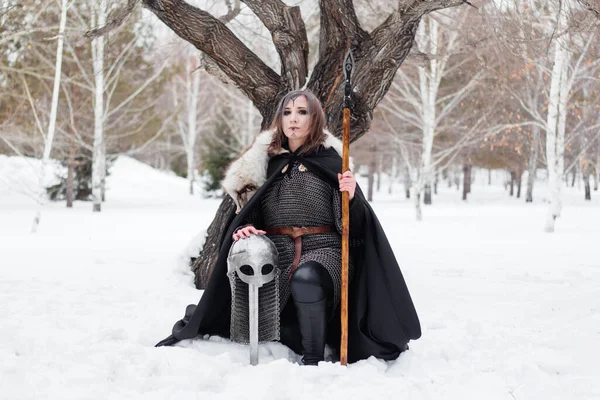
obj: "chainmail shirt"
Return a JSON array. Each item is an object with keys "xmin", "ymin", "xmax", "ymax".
[{"xmin": 246, "ymin": 159, "xmax": 353, "ymax": 309}]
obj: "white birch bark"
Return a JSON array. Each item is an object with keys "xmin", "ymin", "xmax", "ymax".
[
  {"xmin": 169, "ymin": 55, "xmax": 201, "ymax": 195},
  {"xmin": 31, "ymin": 0, "xmax": 69, "ymax": 233},
  {"xmin": 186, "ymin": 63, "xmax": 201, "ymax": 195},
  {"xmin": 91, "ymin": 0, "xmax": 107, "ymax": 212},
  {"xmin": 525, "ymin": 124, "xmax": 540, "ymax": 202},
  {"xmin": 544, "ymin": 6, "xmax": 570, "ymax": 232},
  {"xmin": 413, "ymin": 19, "xmax": 434, "ymax": 220},
  {"xmin": 415, "ymin": 16, "xmax": 444, "ymax": 218},
  {"xmin": 389, "ymin": 12, "xmax": 471, "ymax": 220},
  {"xmin": 388, "ymin": 155, "xmax": 398, "ymax": 195},
  {"xmin": 404, "ymin": 166, "xmax": 412, "ymax": 199},
  {"xmin": 515, "ymin": 3, "xmax": 545, "ymax": 204}
]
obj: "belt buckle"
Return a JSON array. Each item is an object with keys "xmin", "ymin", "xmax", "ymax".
[{"xmin": 292, "ymin": 226, "xmax": 309, "ymax": 237}]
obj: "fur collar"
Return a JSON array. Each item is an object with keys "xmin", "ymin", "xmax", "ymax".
[{"xmin": 222, "ymin": 129, "xmax": 348, "ymax": 212}]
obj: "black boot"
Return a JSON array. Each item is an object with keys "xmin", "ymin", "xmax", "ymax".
[
  {"xmin": 290, "ymin": 262, "xmax": 333, "ymax": 366},
  {"xmin": 295, "ymin": 297, "xmax": 328, "ymax": 365}
]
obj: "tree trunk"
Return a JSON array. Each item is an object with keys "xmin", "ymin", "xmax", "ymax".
[
  {"xmin": 526, "ymin": 125, "xmax": 540, "ymax": 202},
  {"xmin": 413, "ymin": 185, "xmax": 422, "ymax": 221},
  {"xmin": 516, "ymin": 169, "xmax": 522, "ymax": 199},
  {"xmin": 31, "ymin": 0, "xmax": 69, "ymax": 232},
  {"xmin": 488, "ymin": 169, "xmax": 492, "ymax": 185},
  {"xmin": 583, "ymin": 168, "xmax": 591, "ymax": 201},
  {"xmin": 66, "ymin": 148, "xmax": 74, "ymax": 208},
  {"xmin": 462, "ymin": 164, "xmax": 470, "ymax": 201},
  {"xmin": 416, "ymin": 16, "xmax": 437, "ymax": 211},
  {"xmin": 404, "ymin": 166, "xmax": 411, "ymax": 199},
  {"xmin": 166, "ymin": 132, "xmax": 172, "ymax": 171},
  {"xmin": 509, "ymin": 171, "xmax": 515, "ymax": 196},
  {"xmin": 467, "ymin": 167, "xmax": 472, "ymax": 193},
  {"xmin": 571, "ymin": 167, "xmax": 577, "ymax": 187},
  {"xmin": 423, "ymin": 184, "xmax": 432, "ymax": 205},
  {"xmin": 388, "ymin": 156, "xmax": 397, "ymax": 195},
  {"xmin": 186, "ymin": 62, "xmax": 201, "ymax": 195},
  {"xmin": 544, "ymin": 11, "xmax": 570, "ymax": 233},
  {"xmin": 101, "ymin": 176, "xmax": 106, "ymax": 202},
  {"xmin": 190, "ymin": 196, "xmax": 237, "ymax": 288},
  {"xmin": 376, "ymin": 154, "xmax": 382, "ymax": 193},
  {"xmin": 367, "ymin": 144, "xmax": 376, "ymax": 202},
  {"xmin": 434, "ymin": 169, "xmax": 438, "ymax": 194},
  {"xmin": 186, "ymin": 148, "xmax": 195, "ymax": 195},
  {"xmin": 454, "ymin": 170, "xmax": 460, "ymax": 191},
  {"xmin": 91, "ymin": 0, "xmax": 107, "ymax": 213}
]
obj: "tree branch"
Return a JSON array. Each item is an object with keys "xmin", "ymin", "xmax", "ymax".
[
  {"xmin": 220, "ymin": 0, "xmax": 241, "ymax": 23},
  {"xmin": 86, "ymin": 0, "xmax": 281, "ymax": 116},
  {"xmin": 318, "ymin": 0, "xmax": 368, "ymax": 59},
  {"xmin": 307, "ymin": 0, "xmax": 469, "ymax": 141},
  {"xmin": 141, "ymin": 0, "xmax": 280, "ymax": 114},
  {"xmin": 578, "ymin": 0, "xmax": 600, "ymax": 18},
  {"xmin": 242, "ymin": 0, "xmax": 309, "ymax": 89},
  {"xmin": 84, "ymin": 0, "xmax": 139, "ymax": 38},
  {"xmin": 400, "ymin": 0, "xmax": 475, "ymax": 15}
]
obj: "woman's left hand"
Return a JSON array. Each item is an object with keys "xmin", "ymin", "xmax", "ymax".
[{"xmin": 338, "ymin": 170, "xmax": 357, "ymax": 201}]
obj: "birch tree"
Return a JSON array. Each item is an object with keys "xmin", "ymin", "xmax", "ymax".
[
  {"xmin": 514, "ymin": 1, "xmax": 547, "ymax": 203},
  {"xmin": 90, "ymin": 0, "xmax": 107, "ymax": 212},
  {"xmin": 0, "ymin": 0, "xmax": 67, "ymax": 159},
  {"xmin": 543, "ymin": 2, "xmax": 572, "ymax": 232},
  {"xmin": 543, "ymin": 1, "xmax": 596, "ymax": 231},
  {"xmin": 31, "ymin": 0, "xmax": 70, "ymax": 232},
  {"xmin": 65, "ymin": 0, "xmax": 169, "ymax": 211},
  {"xmin": 381, "ymin": 8, "xmax": 484, "ymax": 219},
  {"xmin": 215, "ymin": 88, "xmax": 262, "ymax": 151},
  {"xmin": 170, "ymin": 54, "xmax": 213, "ymax": 195},
  {"xmin": 2, "ymin": 0, "xmax": 172, "ymax": 212},
  {"xmin": 185, "ymin": 57, "xmax": 200, "ymax": 195}
]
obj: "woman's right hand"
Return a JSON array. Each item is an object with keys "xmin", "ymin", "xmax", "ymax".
[{"xmin": 232, "ymin": 225, "xmax": 266, "ymax": 241}]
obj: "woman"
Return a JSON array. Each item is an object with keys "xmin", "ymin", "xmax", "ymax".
[{"xmin": 156, "ymin": 90, "xmax": 421, "ymax": 365}]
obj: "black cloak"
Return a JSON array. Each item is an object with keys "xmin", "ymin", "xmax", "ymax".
[{"xmin": 156, "ymin": 147, "xmax": 421, "ymax": 363}]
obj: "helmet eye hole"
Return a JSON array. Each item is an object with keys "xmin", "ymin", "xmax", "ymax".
[
  {"xmin": 239, "ymin": 265, "xmax": 254, "ymax": 275},
  {"xmin": 261, "ymin": 264, "xmax": 274, "ymax": 275}
]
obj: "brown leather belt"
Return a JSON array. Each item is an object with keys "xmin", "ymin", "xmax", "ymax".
[{"xmin": 264, "ymin": 225, "xmax": 335, "ymax": 280}]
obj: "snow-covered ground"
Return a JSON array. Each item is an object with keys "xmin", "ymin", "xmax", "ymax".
[{"xmin": 1, "ymin": 156, "xmax": 598, "ymax": 400}]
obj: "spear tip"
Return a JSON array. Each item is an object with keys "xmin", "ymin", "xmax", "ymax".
[{"xmin": 343, "ymin": 50, "xmax": 354, "ymax": 80}]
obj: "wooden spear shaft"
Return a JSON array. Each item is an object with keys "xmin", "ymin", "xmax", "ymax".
[{"xmin": 340, "ymin": 50, "xmax": 353, "ymax": 366}]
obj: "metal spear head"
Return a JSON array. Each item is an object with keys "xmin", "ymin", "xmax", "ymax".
[
  {"xmin": 343, "ymin": 50, "xmax": 354, "ymax": 82},
  {"xmin": 343, "ymin": 50, "xmax": 354, "ymax": 108}
]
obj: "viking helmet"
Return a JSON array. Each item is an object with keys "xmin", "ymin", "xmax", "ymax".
[
  {"xmin": 227, "ymin": 234, "xmax": 281, "ymax": 356},
  {"xmin": 227, "ymin": 234, "xmax": 278, "ymax": 287}
]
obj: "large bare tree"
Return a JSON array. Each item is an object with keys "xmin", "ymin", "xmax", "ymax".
[{"xmin": 89, "ymin": 0, "xmax": 471, "ymax": 287}]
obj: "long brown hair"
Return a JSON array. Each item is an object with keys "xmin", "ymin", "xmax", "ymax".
[{"xmin": 268, "ymin": 90, "xmax": 327, "ymax": 156}]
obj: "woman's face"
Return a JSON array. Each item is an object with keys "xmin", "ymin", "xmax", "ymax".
[{"xmin": 282, "ymin": 95, "xmax": 311, "ymax": 145}]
